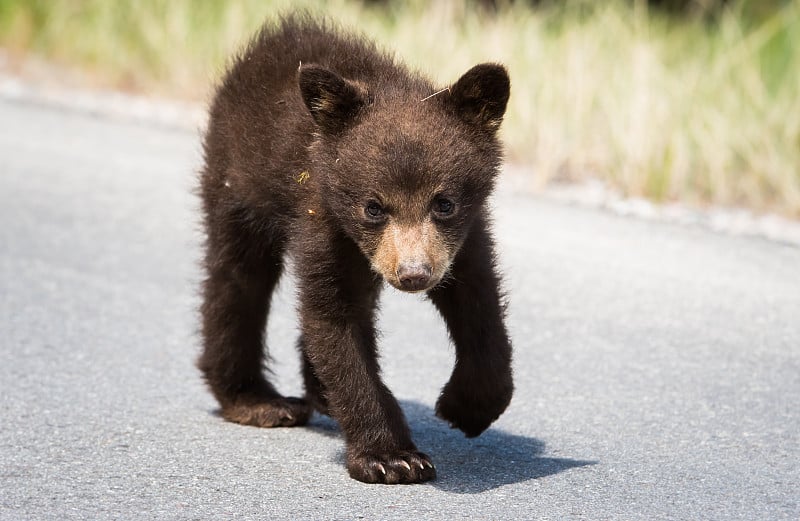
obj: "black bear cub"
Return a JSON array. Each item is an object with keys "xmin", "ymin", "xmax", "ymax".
[{"xmin": 198, "ymin": 15, "xmax": 513, "ymax": 484}]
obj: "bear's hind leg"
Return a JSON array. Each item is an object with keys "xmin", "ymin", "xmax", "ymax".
[
  {"xmin": 198, "ymin": 215, "xmax": 310, "ymax": 428},
  {"xmin": 299, "ymin": 340, "xmax": 329, "ymax": 416}
]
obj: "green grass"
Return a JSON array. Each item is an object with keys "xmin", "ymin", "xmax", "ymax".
[{"xmin": 1, "ymin": 0, "xmax": 798, "ymax": 216}]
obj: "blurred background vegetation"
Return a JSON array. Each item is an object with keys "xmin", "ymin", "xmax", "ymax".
[{"xmin": 0, "ymin": 0, "xmax": 798, "ymax": 216}]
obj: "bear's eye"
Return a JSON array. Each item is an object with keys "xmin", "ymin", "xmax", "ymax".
[
  {"xmin": 433, "ymin": 197, "xmax": 455, "ymax": 217},
  {"xmin": 365, "ymin": 201, "xmax": 385, "ymax": 219}
]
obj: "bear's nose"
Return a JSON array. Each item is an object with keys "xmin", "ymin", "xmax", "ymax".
[{"xmin": 396, "ymin": 263, "xmax": 433, "ymax": 292}]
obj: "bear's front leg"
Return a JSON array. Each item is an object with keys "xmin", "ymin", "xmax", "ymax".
[
  {"xmin": 428, "ymin": 215, "xmax": 514, "ymax": 437},
  {"xmin": 297, "ymin": 232, "xmax": 435, "ymax": 484}
]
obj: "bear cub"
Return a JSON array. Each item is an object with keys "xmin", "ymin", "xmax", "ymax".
[{"xmin": 198, "ymin": 16, "xmax": 513, "ymax": 484}]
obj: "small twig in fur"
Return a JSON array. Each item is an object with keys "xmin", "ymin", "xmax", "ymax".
[{"xmin": 420, "ymin": 87, "xmax": 450, "ymax": 102}]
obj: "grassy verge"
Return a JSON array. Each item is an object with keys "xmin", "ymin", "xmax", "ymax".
[{"xmin": 1, "ymin": 0, "xmax": 798, "ymax": 216}]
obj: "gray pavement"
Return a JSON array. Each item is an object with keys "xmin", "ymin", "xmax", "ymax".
[{"xmin": 1, "ymin": 97, "xmax": 798, "ymax": 520}]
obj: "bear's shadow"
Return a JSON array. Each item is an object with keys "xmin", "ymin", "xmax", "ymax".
[{"xmin": 306, "ymin": 399, "xmax": 595, "ymax": 493}]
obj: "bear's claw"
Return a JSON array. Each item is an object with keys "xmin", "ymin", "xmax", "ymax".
[{"xmin": 347, "ymin": 450, "xmax": 436, "ymax": 484}]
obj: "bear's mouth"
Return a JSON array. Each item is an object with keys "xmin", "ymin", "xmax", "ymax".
[{"xmin": 385, "ymin": 276, "xmax": 439, "ymax": 294}]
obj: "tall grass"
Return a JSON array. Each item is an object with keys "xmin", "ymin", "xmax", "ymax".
[{"xmin": 1, "ymin": 0, "xmax": 798, "ymax": 216}]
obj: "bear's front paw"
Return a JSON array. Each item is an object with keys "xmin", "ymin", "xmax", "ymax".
[
  {"xmin": 436, "ymin": 377, "xmax": 513, "ymax": 437},
  {"xmin": 347, "ymin": 450, "xmax": 436, "ymax": 484}
]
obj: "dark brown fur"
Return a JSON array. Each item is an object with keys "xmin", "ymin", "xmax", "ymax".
[{"xmin": 198, "ymin": 15, "xmax": 513, "ymax": 484}]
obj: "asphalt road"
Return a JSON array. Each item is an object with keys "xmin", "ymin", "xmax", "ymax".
[{"xmin": 1, "ymin": 96, "xmax": 798, "ymax": 520}]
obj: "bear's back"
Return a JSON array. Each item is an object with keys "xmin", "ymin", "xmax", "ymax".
[{"xmin": 218, "ymin": 16, "xmax": 428, "ymax": 111}]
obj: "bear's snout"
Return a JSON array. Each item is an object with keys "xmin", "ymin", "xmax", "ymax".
[
  {"xmin": 372, "ymin": 220, "xmax": 451, "ymax": 293},
  {"xmin": 396, "ymin": 262, "xmax": 433, "ymax": 292}
]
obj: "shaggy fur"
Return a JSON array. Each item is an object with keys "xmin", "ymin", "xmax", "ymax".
[{"xmin": 198, "ymin": 15, "xmax": 513, "ymax": 484}]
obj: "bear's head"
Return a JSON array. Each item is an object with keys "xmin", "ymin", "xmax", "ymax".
[{"xmin": 299, "ymin": 63, "xmax": 509, "ymax": 293}]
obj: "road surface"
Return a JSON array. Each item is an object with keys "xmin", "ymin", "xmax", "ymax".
[{"xmin": 1, "ymin": 96, "xmax": 798, "ymax": 520}]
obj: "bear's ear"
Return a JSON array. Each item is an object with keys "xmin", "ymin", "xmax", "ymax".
[
  {"xmin": 446, "ymin": 63, "xmax": 510, "ymax": 132},
  {"xmin": 298, "ymin": 65, "xmax": 368, "ymax": 134}
]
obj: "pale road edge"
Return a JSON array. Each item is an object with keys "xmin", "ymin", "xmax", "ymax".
[{"xmin": 2, "ymin": 71, "xmax": 798, "ymax": 249}]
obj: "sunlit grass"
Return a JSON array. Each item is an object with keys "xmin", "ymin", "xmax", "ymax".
[{"xmin": 1, "ymin": 0, "xmax": 798, "ymax": 216}]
